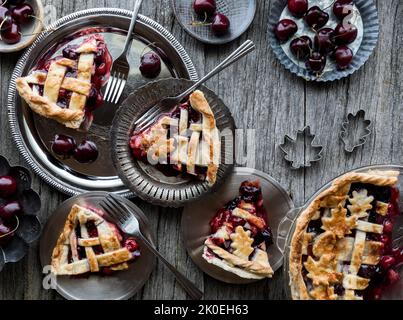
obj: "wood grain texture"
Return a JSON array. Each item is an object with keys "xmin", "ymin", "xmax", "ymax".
[{"xmin": 0, "ymin": 0, "xmax": 402, "ymax": 300}]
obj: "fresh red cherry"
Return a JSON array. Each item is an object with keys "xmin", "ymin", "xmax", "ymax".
[
  {"xmin": 380, "ymin": 255, "xmax": 396, "ymax": 270},
  {"xmin": 51, "ymin": 134, "xmax": 76, "ymax": 157},
  {"xmin": 334, "ymin": 22, "xmax": 358, "ymax": 45},
  {"xmin": 1, "ymin": 18, "xmax": 21, "ymax": 44},
  {"xmin": 73, "ymin": 140, "xmax": 99, "ymax": 163},
  {"xmin": 305, "ymin": 6, "xmax": 329, "ymax": 30},
  {"xmin": 314, "ymin": 27, "xmax": 336, "ymax": 55},
  {"xmin": 11, "ymin": 3, "xmax": 33, "ymax": 25},
  {"xmin": 287, "ymin": 0, "xmax": 308, "ymax": 18},
  {"xmin": 0, "ymin": 201, "xmax": 22, "ymax": 219},
  {"xmin": 0, "ymin": 176, "xmax": 17, "ymax": 198},
  {"xmin": 139, "ymin": 52, "xmax": 161, "ymax": 79},
  {"xmin": 333, "ymin": 1, "xmax": 354, "ymax": 20},
  {"xmin": 193, "ymin": 0, "xmax": 216, "ymax": 17},
  {"xmin": 274, "ymin": 19, "xmax": 298, "ymax": 42},
  {"xmin": 334, "ymin": 45, "xmax": 353, "ymax": 70},
  {"xmin": 290, "ymin": 36, "xmax": 312, "ymax": 59},
  {"xmin": 382, "ymin": 219, "xmax": 394, "ymax": 234},
  {"xmin": 305, "ymin": 52, "xmax": 326, "ymax": 74},
  {"xmin": 211, "ymin": 13, "xmax": 230, "ymax": 36}
]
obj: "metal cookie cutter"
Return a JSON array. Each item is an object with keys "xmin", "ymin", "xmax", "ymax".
[
  {"xmin": 340, "ymin": 110, "xmax": 372, "ymax": 153},
  {"xmin": 279, "ymin": 126, "xmax": 323, "ymax": 169}
]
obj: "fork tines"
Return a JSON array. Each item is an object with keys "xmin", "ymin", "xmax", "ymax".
[
  {"xmin": 103, "ymin": 71, "xmax": 127, "ymax": 104},
  {"xmin": 99, "ymin": 194, "xmax": 132, "ymax": 225}
]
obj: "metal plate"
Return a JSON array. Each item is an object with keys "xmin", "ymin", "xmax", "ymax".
[
  {"xmin": 8, "ymin": 8, "xmax": 198, "ymax": 197},
  {"xmin": 172, "ymin": 0, "xmax": 256, "ymax": 45},
  {"xmin": 111, "ymin": 78, "xmax": 236, "ymax": 208},
  {"xmin": 39, "ymin": 192, "xmax": 155, "ymax": 300},
  {"xmin": 268, "ymin": 0, "xmax": 379, "ymax": 81},
  {"xmin": 278, "ymin": 164, "xmax": 403, "ymax": 300},
  {"xmin": 182, "ymin": 167, "xmax": 294, "ymax": 284}
]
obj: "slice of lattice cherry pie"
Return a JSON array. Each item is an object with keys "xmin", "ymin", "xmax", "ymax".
[
  {"xmin": 289, "ymin": 170, "xmax": 403, "ymax": 300},
  {"xmin": 202, "ymin": 180, "xmax": 274, "ymax": 279},
  {"xmin": 16, "ymin": 34, "xmax": 112, "ymax": 130},
  {"xmin": 130, "ymin": 90, "xmax": 220, "ymax": 186},
  {"xmin": 51, "ymin": 204, "xmax": 140, "ymax": 276}
]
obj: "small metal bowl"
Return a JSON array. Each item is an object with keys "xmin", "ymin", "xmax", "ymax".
[
  {"xmin": 0, "ymin": 0, "xmax": 44, "ymax": 53},
  {"xmin": 111, "ymin": 78, "xmax": 236, "ymax": 208},
  {"xmin": 268, "ymin": 0, "xmax": 379, "ymax": 81},
  {"xmin": 172, "ymin": 0, "xmax": 256, "ymax": 45},
  {"xmin": 0, "ymin": 155, "xmax": 42, "ymax": 272}
]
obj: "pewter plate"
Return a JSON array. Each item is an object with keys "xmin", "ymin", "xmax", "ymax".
[
  {"xmin": 268, "ymin": 0, "xmax": 379, "ymax": 81},
  {"xmin": 182, "ymin": 167, "xmax": 294, "ymax": 284},
  {"xmin": 111, "ymin": 78, "xmax": 236, "ymax": 208},
  {"xmin": 172, "ymin": 0, "xmax": 256, "ymax": 45},
  {"xmin": 278, "ymin": 165, "xmax": 403, "ymax": 300},
  {"xmin": 8, "ymin": 8, "xmax": 198, "ymax": 197},
  {"xmin": 39, "ymin": 192, "xmax": 155, "ymax": 300}
]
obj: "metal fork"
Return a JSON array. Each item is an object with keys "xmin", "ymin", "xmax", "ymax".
[
  {"xmin": 103, "ymin": 0, "xmax": 142, "ymax": 104},
  {"xmin": 134, "ymin": 39, "xmax": 256, "ymax": 132},
  {"xmin": 99, "ymin": 194, "xmax": 203, "ymax": 300}
]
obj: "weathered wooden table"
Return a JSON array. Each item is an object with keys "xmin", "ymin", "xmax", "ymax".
[{"xmin": 0, "ymin": 0, "xmax": 401, "ymax": 300}]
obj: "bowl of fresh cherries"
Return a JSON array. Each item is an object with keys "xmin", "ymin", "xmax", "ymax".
[
  {"xmin": 0, "ymin": 155, "xmax": 41, "ymax": 272},
  {"xmin": 269, "ymin": 0, "xmax": 379, "ymax": 81},
  {"xmin": 0, "ymin": 0, "xmax": 44, "ymax": 53}
]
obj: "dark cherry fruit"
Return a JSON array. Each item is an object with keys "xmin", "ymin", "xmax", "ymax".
[
  {"xmin": 211, "ymin": 13, "xmax": 230, "ymax": 36},
  {"xmin": 0, "ymin": 18, "xmax": 21, "ymax": 44},
  {"xmin": 274, "ymin": 19, "xmax": 298, "ymax": 42},
  {"xmin": 334, "ymin": 45, "xmax": 353, "ymax": 70},
  {"xmin": 306, "ymin": 52, "xmax": 326, "ymax": 74},
  {"xmin": 287, "ymin": 0, "xmax": 308, "ymax": 18},
  {"xmin": 0, "ymin": 201, "xmax": 22, "ymax": 219},
  {"xmin": 334, "ymin": 22, "xmax": 358, "ymax": 45},
  {"xmin": 139, "ymin": 52, "xmax": 161, "ymax": 79},
  {"xmin": 11, "ymin": 3, "xmax": 33, "ymax": 25},
  {"xmin": 0, "ymin": 176, "xmax": 17, "ymax": 198},
  {"xmin": 290, "ymin": 36, "xmax": 312, "ymax": 59},
  {"xmin": 51, "ymin": 134, "xmax": 76, "ymax": 157},
  {"xmin": 305, "ymin": 6, "xmax": 329, "ymax": 30},
  {"xmin": 73, "ymin": 140, "xmax": 99, "ymax": 163},
  {"xmin": 124, "ymin": 238, "xmax": 139, "ymax": 252},
  {"xmin": 314, "ymin": 27, "xmax": 336, "ymax": 55},
  {"xmin": 333, "ymin": 1, "xmax": 354, "ymax": 20},
  {"xmin": 193, "ymin": 0, "xmax": 216, "ymax": 17}
]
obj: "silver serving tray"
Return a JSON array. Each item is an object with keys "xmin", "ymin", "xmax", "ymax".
[
  {"xmin": 39, "ymin": 192, "xmax": 156, "ymax": 300},
  {"xmin": 8, "ymin": 8, "xmax": 198, "ymax": 197},
  {"xmin": 111, "ymin": 78, "xmax": 236, "ymax": 207},
  {"xmin": 182, "ymin": 167, "xmax": 294, "ymax": 284}
]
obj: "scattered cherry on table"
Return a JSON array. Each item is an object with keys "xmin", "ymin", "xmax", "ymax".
[
  {"xmin": 211, "ymin": 13, "xmax": 230, "ymax": 36},
  {"xmin": 287, "ymin": 0, "xmax": 308, "ymax": 18},
  {"xmin": 73, "ymin": 140, "xmax": 99, "ymax": 163},
  {"xmin": 139, "ymin": 51, "xmax": 161, "ymax": 79},
  {"xmin": 193, "ymin": 0, "xmax": 216, "ymax": 17},
  {"xmin": 290, "ymin": 36, "xmax": 312, "ymax": 59},
  {"xmin": 305, "ymin": 6, "xmax": 329, "ymax": 30},
  {"xmin": 333, "ymin": 22, "xmax": 358, "ymax": 45},
  {"xmin": 334, "ymin": 45, "xmax": 353, "ymax": 70},
  {"xmin": 274, "ymin": 19, "xmax": 298, "ymax": 42},
  {"xmin": 51, "ymin": 134, "xmax": 77, "ymax": 158}
]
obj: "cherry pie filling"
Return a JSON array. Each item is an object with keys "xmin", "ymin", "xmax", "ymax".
[
  {"xmin": 130, "ymin": 99, "xmax": 208, "ymax": 180},
  {"xmin": 207, "ymin": 181, "xmax": 273, "ymax": 256},
  {"xmin": 66, "ymin": 206, "xmax": 140, "ymax": 277},
  {"xmin": 302, "ymin": 184, "xmax": 402, "ymax": 300},
  {"xmin": 32, "ymin": 35, "xmax": 112, "ymax": 117}
]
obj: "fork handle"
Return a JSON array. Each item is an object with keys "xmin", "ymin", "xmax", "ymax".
[
  {"xmin": 177, "ymin": 40, "xmax": 256, "ymax": 101},
  {"xmin": 122, "ymin": 0, "xmax": 143, "ymax": 56},
  {"xmin": 137, "ymin": 233, "xmax": 203, "ymax": 300}
]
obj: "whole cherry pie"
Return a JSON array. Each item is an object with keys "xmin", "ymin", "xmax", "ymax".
[
  {"xmin": 289, "ymin": 170, "xmax": 403, "ymax": 300},
  {"xmin": 51, "ymin": 204, "xmax": 140, "ymax": 276},
  {"xmin": 16, "ymin": 34, "xmax": 112, "ymax": 130},
  {"xmin": 130, "ymin": 90, "xmax": 220, "ymax": 186},
  {"xmin": 203, "ymin": 180, "xmax": 274, "ymax": 279}
]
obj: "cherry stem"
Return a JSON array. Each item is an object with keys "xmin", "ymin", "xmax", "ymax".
[
  {"xmin": 28, "ymin": 14, "xmax": 45, "ymax": 26},
  {"xmin": 140, "ymin": 42, "xmax": 159, "ymax": 57},
  {"xmin": 323, "ymin": 0, "xmax": 337, "ymax": 11},
  {"xmin": 0, "ymin": 215, "xmax": 19, "ymax": 239},
  {"xmin": 0, "ymin": 0, "xmax": 7, "ymax": 8},
  {"xmin": 190, "ymin": 11, "xmax": 211, "ymax": 27}
]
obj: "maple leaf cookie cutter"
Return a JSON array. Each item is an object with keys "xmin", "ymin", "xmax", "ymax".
[
  {"xmin": 279, "ymin": 126, "xmax": 324, "ymax": 169},
  {"xmin": 340, "ymin": 110, "xmax": 372, "ymax": 153}
]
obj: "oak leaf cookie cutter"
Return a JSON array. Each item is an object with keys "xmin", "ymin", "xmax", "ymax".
[
  {"xmin": 279, "ymin": 126, "xmax": 323, "ymax": 169},
  {"xmin": 340, "ymin": 110, "xmax": 372, "ymax": 153}
]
